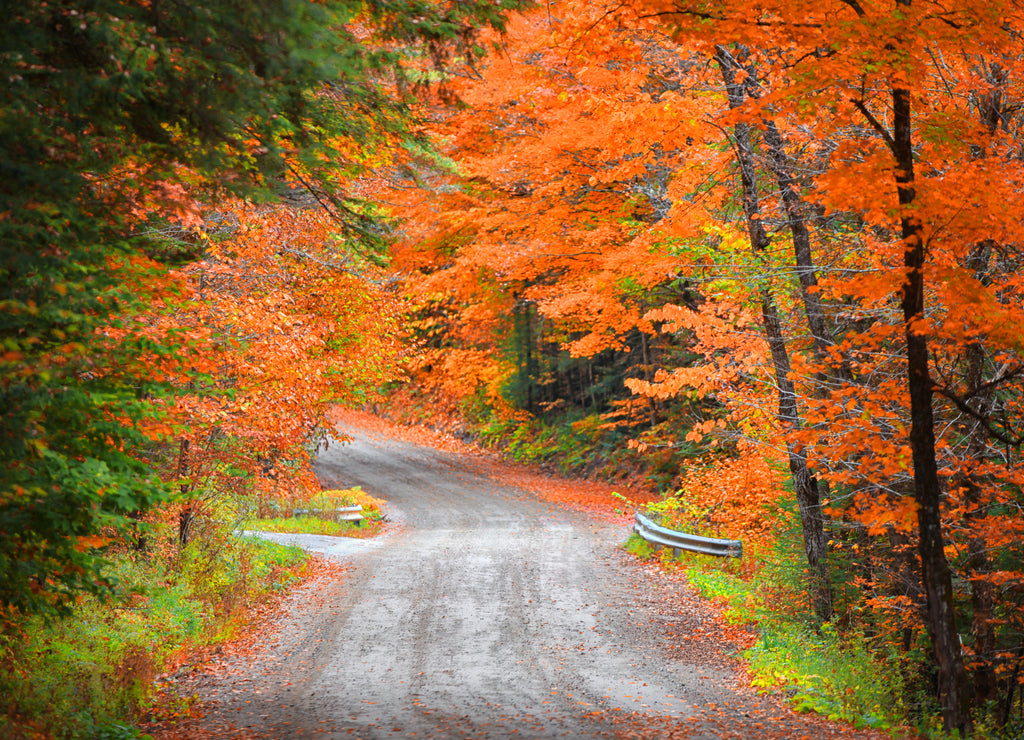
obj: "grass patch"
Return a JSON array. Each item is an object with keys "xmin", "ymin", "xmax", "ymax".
[
  {"xmin": 745, "ymin": 620, "xmax": 905, "ymax": 731},
  {"xmin": 240, "ymin": 486, "xmax": 387, "ymax": 538},
  {"xmin": 623, "ymin": 531, "xmax": 657, "ymax": 560},
  {"xmin": 241, "ymin": 515, "xmax": 382, "ymax": 537},
  {"xmin": 1, "ymin": 529, "xmax": 308, "ymax": 740},
  {"xmin": 683, "ymin": 563, "xmax": 757, "ymax": 627},
  {"xmin": 623, "ymin": 530, "xmax": 911, "ymax": 735}
]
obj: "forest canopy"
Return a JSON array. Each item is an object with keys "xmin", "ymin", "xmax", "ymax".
[
  {"xmin": 2, "ymin": 0, "xmax": 1024, "ymax": 735},
  {"xmin": 377, "ymin": 1, "xmax": 1024, "ymax": 734},
  {"xmin": 0, "ymin": 0, "xmax": 522, "ymax": 616}
]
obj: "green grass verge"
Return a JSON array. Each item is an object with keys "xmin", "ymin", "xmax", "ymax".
[
  {"xmin": 745, "ymin": 619, "xmax": 904, "ymax": 731},
  {"xmin": 237, "ymin": 487, "xmax": 386, "ymax": 538},
  {"xmin": 0, "ymin": 534, "xmax": 307, "ymax": 740},
  {"xmin": 623, "ymin": 532, "xmax": 910, "ymax": 735},
  {"xmin": 240, "ymin": 515, "xmax": 374, "ymax": 537}
]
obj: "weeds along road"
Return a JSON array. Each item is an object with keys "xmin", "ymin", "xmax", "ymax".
[{"xmin": 157, "ymin": 426, "xmax": 885, "ymax": 740}]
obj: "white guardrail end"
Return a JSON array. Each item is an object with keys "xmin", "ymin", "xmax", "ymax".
[{"xmin": 633, "ymin": 510, "xmax": 742, "ymax": 559}]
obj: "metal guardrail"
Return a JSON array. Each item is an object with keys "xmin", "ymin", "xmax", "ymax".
[
  {"xmin": 634, "ymin": 510, "xmax": 743, "ymax": 558},
  {"xmin": 293, "ymin": 504, "xmax": 364, "ymax": 522}
]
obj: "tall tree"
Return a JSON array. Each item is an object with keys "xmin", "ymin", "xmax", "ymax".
[
  {"xmin": 713, "ymin": 44, "xmax": 833, "ymax": 623},
  {"xmin": 384, "ymin": 0, "xmax": 1024, "ymax": 730},
  {"xmin": 626, "ymin": 0, "xmax": 1024, "ymax": 730}
]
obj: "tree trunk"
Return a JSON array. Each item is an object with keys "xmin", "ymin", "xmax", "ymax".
[
  {"xmin": 961, "ymin": 276, "xmax": 997, "ymax": 708},
  {"xmin": 177, "ymin": 437, "xmax": 193, "ymax": 548},
  {"xmin": 964, "ymin": 54, "xmax": 1006, "ymax": 703},
  {"xmin": 760, "ymin": 122, "xmax": 833, "ymax": 363},
  {"xmin": 715, "ymin": 45, "xmax": 833, "ymax": 623},
  {"xmin": 760, "ymin": 289, "xmax": 834, "ymax": 622},
  {"xmin": 129, "ymin": 510, "xmax": 148, "ymax": 553},
  {"xmin": 890, "ymin": 78, "xmax": 973, "ymax": 734}
]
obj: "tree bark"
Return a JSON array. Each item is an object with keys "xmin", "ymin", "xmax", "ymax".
[
  {"xmin": 960, "ymin": 247, "xmax": 997, "ymax": 708},
  {"xmin": 759, "ymin": 122, "xmax": 834, "ymax": 364},
  {"xmin": 715, "ymin": 46, "xmax": 833, "ymax": 623},
  {"xmin": 177, "ymin": 437, "xmax": 193, "ymax": 548},
  {"xmin": 890, "ymin": 78, "xmax": 973, "ymax": 734},
  {"xmin": 963, "ymin": 54, "xmax": 1006, "ymax": 701}
]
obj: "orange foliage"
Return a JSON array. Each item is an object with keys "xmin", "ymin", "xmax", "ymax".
[
  {"xmin": 124, "ymin": 203, "xmax": 404, "ymax": 512},
  {"xmin": 374, "ymin": 6, "xmax": 1024, "ymax": 715},
  {"xmin": 666, "ymin": 452, "xmax": 789, "ymax": 548},
  {"xmin": 373, "ymin": 4, "xmax": 728, "ymax": 410}
]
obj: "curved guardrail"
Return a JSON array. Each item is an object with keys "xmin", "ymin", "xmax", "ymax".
[{"xmin": 634, "ymin": 510, "xmax": 743, "ymax": 558}]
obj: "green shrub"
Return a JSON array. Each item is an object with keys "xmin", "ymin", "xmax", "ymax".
[
  {"xmin": 682, "ymin": 563, "xmax": 757, "ymax": 626},
  {"xmin": 623, "ymin": 531, "xmax": 657, "ymax": 559},
  {"xmin": 745, "ymin": 620, "xmax": 905, "ymax": 731},
  {"xmin": 0, "ymin": 527, "xmax": 306, "ymax": 739}
]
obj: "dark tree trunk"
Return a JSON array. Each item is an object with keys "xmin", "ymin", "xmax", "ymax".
[
  {"xmin": 760, "ymin": 122, "xmax": 833, "ymax": 364},
  {"xmin": 964, "ymin": 53, "xmax": 1006, "ymax": 702},
  {"xmin": 715, "ymin": 45, "xmax": 833, "ymax": 623},
  {"xmin": 961, "ymin": 275, "xmax": 997, "ymax": 708},
  {"xmin": 177, "ymin": 437, "xmax": 193, "ymax": 548},
  {"xmin": 890, "ymin": 79, "xmax": 973, "ymax": 734},
  {"xmin": 129, "ymin": 510, "xmax": 148, "ymax": 553},
  {"xmin": 760, "ymin": 288, "xmax": 834, "ymax": 623}
]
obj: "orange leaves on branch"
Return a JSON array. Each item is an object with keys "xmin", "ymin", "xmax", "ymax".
[
  {"xmin": 841, "ymin": 493, "xmax": 920, "ymax": 538},
  {"xmin": 668, "ymin": 453, "xmax": 788, "ymax": 547},
  {"xmin": 373, "ymin": 2, "xmax": 730, "ymax": 410},
  {"xmin": 625, "ymin": 301, "xmax": 769, "ymax": 450},
  {"xmin": 126, "ymin": 202, "xmax": 404, "ymax": 503}
]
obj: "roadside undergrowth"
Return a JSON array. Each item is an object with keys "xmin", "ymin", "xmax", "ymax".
[
  {"xmin": 240, "ymin": 486, "xmax": 387, "ymax": 538},
  {"xmin": 623, "ymin": 526, "xmax": 917, "ymax": 738},
  {"xmin": 239, "ymin": 515, "xmax": 386, "ymax": 537},
  {"xmin": 0, "ymin": 520, "xmax": 311, "ymax": 740}
]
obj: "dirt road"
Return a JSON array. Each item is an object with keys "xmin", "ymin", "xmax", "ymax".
[{"xmin": 158, "ymin": 426, "xmax": 881, "ymax": 739}]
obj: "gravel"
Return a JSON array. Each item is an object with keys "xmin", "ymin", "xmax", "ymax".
[{"xmin": 154, "ymin": 429, "xmax": 888, "ymax": 740}]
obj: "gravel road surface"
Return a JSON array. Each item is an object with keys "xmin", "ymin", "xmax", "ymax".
[{"xmin": 157, "ymin": 427, "xmax": 882, "ymax": 740}]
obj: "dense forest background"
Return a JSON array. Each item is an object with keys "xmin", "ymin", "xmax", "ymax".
[{"xmin": 2, "ymin": 1, "xmax": 1023, "ymax": 737}]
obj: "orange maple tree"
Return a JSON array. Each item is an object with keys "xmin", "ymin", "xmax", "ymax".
[
  {"xmin": 378, "ymin": 0, "xmax": 1024, "ymax": 731},
  {"xmin": 116, "ymin": 203, "xmax": 404, "ymax": 544}
]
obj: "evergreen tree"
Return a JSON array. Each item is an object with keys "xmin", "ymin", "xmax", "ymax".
[{"xmin": 0, "ymin": 0, "xmax": 522, "ymax": 617}]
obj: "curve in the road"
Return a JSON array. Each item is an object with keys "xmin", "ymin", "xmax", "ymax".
[{"xmin": 155, "ymin": 427, "xmax": 888, "ymax": 740}]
